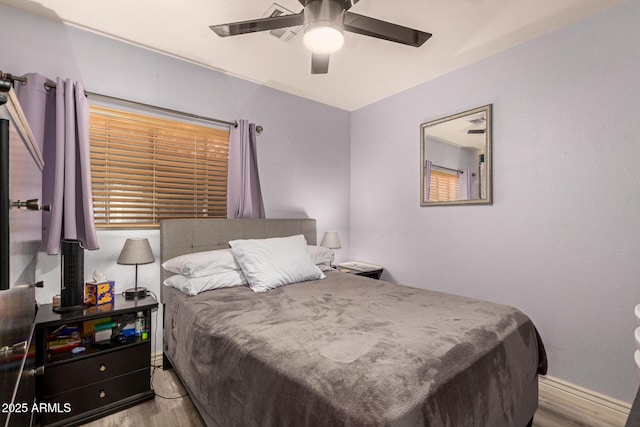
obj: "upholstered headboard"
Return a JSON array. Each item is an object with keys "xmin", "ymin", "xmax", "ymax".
[{"xmin": 159, "ymin": 218, "xmax": 317, "ymax": 302}]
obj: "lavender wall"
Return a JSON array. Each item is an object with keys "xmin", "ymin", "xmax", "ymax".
[
  {"xmin": 0, "ymin": 4, "xmax": 351, "ymax": 353},
  {"xmin": 350, "ymin": 0, "xmax": 640, "ymax": 402},
  {"xmin": 3, "ymin": 0, "xmax": 639, "ymax": 404}
]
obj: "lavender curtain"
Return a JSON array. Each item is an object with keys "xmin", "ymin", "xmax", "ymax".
[
  {"xmin": 458, "ymin": 169, "xmax": 473, "ymax": 200},
  {"xmin": 15, "ymin": 73, "xmax": 98, "ymax": 254},
  {"xmin": 424, "ymin": 160, "xmax": 432, "ymax": 202},
  {"xmin": 227, "ymin": 119, "xmax": 265, "ymax": 218}
]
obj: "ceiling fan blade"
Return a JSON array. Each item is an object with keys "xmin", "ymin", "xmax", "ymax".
[
  {"xmin": 299, "ymin": 0, "xmax": 359, "ymax": 10},
  {"xmin": 344, "ymin": 12, "xmax": 432, "ymax": 47},
  {"xmin": 210, "ymin": 13, "xmax": 304, "ymax": 37},
  {"xmin": 311, "ymin": 53, "xmax": 330, "ymax": 74}
]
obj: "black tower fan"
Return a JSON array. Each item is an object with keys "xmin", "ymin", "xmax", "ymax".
[{"xmin": 55, "ymin": 239, "xmax": 86, "ymax": 312}]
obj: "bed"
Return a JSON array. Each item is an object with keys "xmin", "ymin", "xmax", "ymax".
[{"xmin": 160, "ymin": 218, "xmax": 547, "ymax": 427}]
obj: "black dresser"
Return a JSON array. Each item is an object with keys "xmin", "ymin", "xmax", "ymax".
[{"xmin": 34, "ymin": 295, "xmax": 158, "ymax": 426}]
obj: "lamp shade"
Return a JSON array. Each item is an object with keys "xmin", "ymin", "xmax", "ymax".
[
  {"xmin": 117, "ymin": 238, "xmax": 155, "ymax": 265},
  {"xmin": 320, "ymin": 231, "xmax": 342, "ymax": 249}
]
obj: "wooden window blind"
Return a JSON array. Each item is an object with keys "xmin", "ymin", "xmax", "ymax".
[
  {"xmin": 426, "ymin": 170, "xmax": 459, "ymax": 202},
  {"xmin": 89, "ymin": 105, "xmax": 230, "ymax": 228}
]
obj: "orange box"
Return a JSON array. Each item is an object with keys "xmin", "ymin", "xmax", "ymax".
[{"xmin": 85, "ymin": 281, "xmax": 115, "ymax": 306}]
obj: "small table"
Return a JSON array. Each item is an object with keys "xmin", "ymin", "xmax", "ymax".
[
  {"xmin": 336, "ymin": 261, "xmax": 384, "ymax": 280},
  {"xmin": 34, "ymin": 294, "xmax": 158, "ymax": 426}
]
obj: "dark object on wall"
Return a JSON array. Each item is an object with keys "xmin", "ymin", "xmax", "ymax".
[
  {"xmin": 0, "ymin": 78, "xmax": 43, "ymax": 427},
  {"xmin": 56, "ymin": 239, "xmax": 86, "ymax": 312},
  {"xmin": 0, "ymin": 118, "xmax": 8, "ymax": 291}
]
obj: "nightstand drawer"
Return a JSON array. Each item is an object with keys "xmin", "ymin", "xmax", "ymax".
[
  {"xmin": 356, "ymin": 270, "xmax": 383, "ymax": 279},
  {"xmin": 336, "ymin": 262, "xmax": 384, "ymax": 280},
  {"xmin": 43, "ymin": 342, "xmax": 150, "ymax": 397},
  {"xmin": 42, "ymin": 368, "xmax": 151, "ymax": 425}
]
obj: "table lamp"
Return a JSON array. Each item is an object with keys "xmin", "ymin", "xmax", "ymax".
[
  {"xmin": 320, "ymin": 231, "xmax": 341, "ymax": 267},
  {"xmin": 117, "ymin": 238, "xmax": 154, "ymax": 299},
  {"xmin": 320, "ymin": 231, "xmax": 341, "ymax": 250}
]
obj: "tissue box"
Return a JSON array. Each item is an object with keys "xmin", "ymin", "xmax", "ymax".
[{"xmin": 85, "ymin": 281, "xmax": 115, "ymax": 306}]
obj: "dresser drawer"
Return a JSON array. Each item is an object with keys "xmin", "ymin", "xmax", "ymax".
[
  {"xmin": 42, "ymin": 368, "xmax": 151, "ymax": 425},
  {"xmin": 43, "ymin": 342, "xmax": 150, "ymax": 397}
]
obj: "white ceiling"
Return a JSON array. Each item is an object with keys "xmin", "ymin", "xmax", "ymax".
[
  {"xmin": 2, "ymin": 0, "xmax": 624, "ymax": 111},
  {"xmin": 425, "ymin": 110, "xmax": 487, "ymax": 152}
]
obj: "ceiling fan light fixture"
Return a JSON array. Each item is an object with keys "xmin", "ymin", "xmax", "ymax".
[
  {"xmin": 303, "ymin": 22, "xmax": 344, "ymax": 54},
  {"xmin": 209, "ymin": 0, "xmax": 433, "ymax": 75}
]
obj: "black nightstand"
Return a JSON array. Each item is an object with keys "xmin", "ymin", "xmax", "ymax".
[
  {"xmin": 34, "ymin": 294, "xmax": 158, "ymax": 426},
  {"xmin": 336, "ymin": 262, "xmax": 384, "ymax": 280}
]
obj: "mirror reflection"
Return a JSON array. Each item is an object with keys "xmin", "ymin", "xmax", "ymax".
[{"xmin": 420, "ymin": 104, "xmax": 492, "ymax": 206}]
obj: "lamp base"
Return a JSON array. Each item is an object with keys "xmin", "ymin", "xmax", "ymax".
[
  {"xmin": 53, "ymin": 304, "xmax": 86, "ymax": 313},
  {"xmin": 124, "ymin": 287, "xmax": 147, "ymax": 300}
]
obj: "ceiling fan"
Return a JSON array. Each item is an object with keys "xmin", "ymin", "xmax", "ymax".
[
  {"xmin": 210, "ymin": 0, "xmax": 432, "ymax": 74},
  {"xmin": 466, "ymin": 116, "xmax": 486, "ymax": 134}
]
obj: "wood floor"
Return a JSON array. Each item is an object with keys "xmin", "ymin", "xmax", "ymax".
[
  {"xmin": 534, "ymin": 387, "xmax": 626, "ymax": 427},
  {"xmin": 82, "ymin": 367, "xmax": 627, "ymax": 427}
]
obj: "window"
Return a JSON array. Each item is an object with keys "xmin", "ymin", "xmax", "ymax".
[
  {"xmin": 89, "ymin": 106, "xmax": 230, "ymax": 228},
  {"xmin": 427, "ymin": 170, "xmax": 459, "ymax": 202}
]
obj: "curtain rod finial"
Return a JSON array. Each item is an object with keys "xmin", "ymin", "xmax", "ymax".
[{"xmin": 255, "ymin": 125, "xmax": 263, "ymax": 135}]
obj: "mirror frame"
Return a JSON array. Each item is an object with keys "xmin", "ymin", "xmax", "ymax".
[{"xmin": 420, "ymin": 104, "xmax": 493, "ymax": 206}]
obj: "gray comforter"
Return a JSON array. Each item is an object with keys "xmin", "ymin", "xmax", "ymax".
[{"xmin": 163, "ymin": 271, "xmax": 547, "ymax": 427}]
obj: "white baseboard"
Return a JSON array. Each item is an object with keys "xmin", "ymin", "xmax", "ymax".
[
  {"xmin": 151, "ymin": 351, "xmax": 163, "ymax": 367},
  {"xmin": 539, "ymin": 375, "xmax": 630, "ymax": 422}
]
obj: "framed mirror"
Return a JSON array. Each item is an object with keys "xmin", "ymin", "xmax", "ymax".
[{"xmin": 420, "ymin": 104, "xmax": 492, "ymax": 206}]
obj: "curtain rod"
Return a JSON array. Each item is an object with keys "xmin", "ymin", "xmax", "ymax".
[
  {"xmin": 432, "ymin": 163, "xmax": 477, "ymax": 177},
  {"xmin": 86, "ymin": 92, "xmax": 239, "ymax": 129},
  {"xmin": 432, "ymin": 164, "xmax": 464, "ymax": 174},
  {"xmin": 0, "ymin": 71, "xmax": 264, "ymax": 133}
]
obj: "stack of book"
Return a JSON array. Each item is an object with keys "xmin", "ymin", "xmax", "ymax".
[
  {"xmin": 94, "ymin": 320, "xmax": 116, "ymax": 342},
  {"xmin": 47, "ymin": 325, "xmax": 81, "ymax": 355}
]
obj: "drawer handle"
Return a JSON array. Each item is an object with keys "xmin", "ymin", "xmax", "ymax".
[
  {"xmin": 99, "ymin": 390, "xmax": 106, "ymax": 398},
  {"xmin": 99, "ymin": 364, "xmax": 106, "ymax": 372}
]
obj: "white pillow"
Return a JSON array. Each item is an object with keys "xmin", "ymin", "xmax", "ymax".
[
  {"xmin": 162, "ymin": 249, "xmax": 240, "ymax": 278},
  {"xmin": 229, "ymin": 235, "xmax": 325, "ymax": 292},
  {"xmin": 307, "ymin": 245, "xmax": 334, "ymax": 272},
  {"xmin": 164, "ymin": 270, "xmax": 247, "ymax": 296}
]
